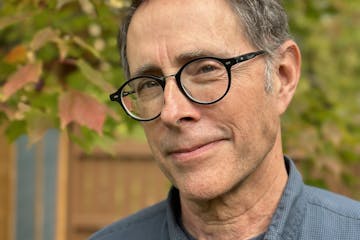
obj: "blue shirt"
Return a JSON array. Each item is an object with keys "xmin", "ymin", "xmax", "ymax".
[{"xmin": 89, "ymin": 157, "xmax": 360, "ymax": 240}]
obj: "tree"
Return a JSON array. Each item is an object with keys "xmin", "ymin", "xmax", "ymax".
[
  {"xmin": 0, "ymin": 0, "xmax": 135, "ymax": 152},
  {"xmin": 283, "ymin": 0, "xmax": 360, "ymax": 198}
]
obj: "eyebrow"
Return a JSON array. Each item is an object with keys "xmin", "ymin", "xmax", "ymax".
[
  {"xmin": 132, "ymin": 64, "xmax": 160, "ymax": 78},
  {"xmin": 175, "ymin": 49, "xmax": 218, "ymax": 63},
  {"xmin": 131, "ymin": 49, "xmax": 228, "ymax": 78}
]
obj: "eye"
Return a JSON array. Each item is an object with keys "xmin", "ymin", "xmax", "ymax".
[
  {"xmin": 137, "ymin": 79, "xmax": 160, "ymax": 92},
  {"xmin": 196, "ymin": 61, "xmax": 221, "ymax": 75},
  {"xmin": 185, "ymin": 59, "xmax": 223, "ymax": 76},
  {"xmin": 199, "ymin": 64, "xmax": 216, "ymax": 73}
]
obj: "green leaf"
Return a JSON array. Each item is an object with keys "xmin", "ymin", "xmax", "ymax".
[
  {"xmin": 54, "ymin": 37, "xmax": 69, "ymax": 60},
  {"xmin": 5, "ymin": 120, "xmax": 27, "ymax": 142},
  {"xmin": 56, "ymin": 0, "xmax": 76, "ymax": 9},
  {"xmin": 76, "ymin": 59, "xmax": 114, "ymax": 92},
  {"xmin": 30, "ymin": 27, "xmax": 59, "ymax": 51},
  {"xmin": 72, "ymin": 35, "xmax": 102, "ymax": 59},
  {"xmin": 26, "ymin": 109, "xmax": 55, "ymax": 144},
  {"xmin": 0, "ymin": 13, "xmax": 31, "ymax": 30}
]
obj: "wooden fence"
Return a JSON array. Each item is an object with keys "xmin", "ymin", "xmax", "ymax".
[
  {"xmin": 67, "ymin": 138, "xmax": 169, "ymax": 240},
  {"xmin": 1, "ymin": 130, "xmax": 169, "ymax": 240}
]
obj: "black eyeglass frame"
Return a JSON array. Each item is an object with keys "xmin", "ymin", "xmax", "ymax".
[{"xmin": 110, "ymin": 50, "xmax": 266, "ymax": 121}]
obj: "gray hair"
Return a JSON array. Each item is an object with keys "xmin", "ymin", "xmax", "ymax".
[{"xmin": 119, "ymin": 0, "xmax": 291, "ymax": 92}]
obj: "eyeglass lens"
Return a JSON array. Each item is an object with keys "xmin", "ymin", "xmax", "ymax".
[
  {"xmin": 121, "ymin": 78, "xmax": 164, "ymax": 120},
  {"xmin": 121, "ymin": 58, "xmax": 229, "ymax": 120}
]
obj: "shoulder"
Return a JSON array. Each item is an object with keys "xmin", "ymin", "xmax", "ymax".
[
  {"xmin": 88, "ymin": 200, "xmax": 168, "ymax": 240},
  {"xmin": 304, "ymin": 185, "xmax": 360, "ymax": 218},
  {"xmin": 302, "ymin": 185, "xmax": 360, "ymax": 239}
]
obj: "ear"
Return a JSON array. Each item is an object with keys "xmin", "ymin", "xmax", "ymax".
[{"xmin": 273, "ymin": 40, "xmax": 301, "ymax": 115}]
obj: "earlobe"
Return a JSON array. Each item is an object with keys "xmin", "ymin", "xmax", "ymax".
[{"xmin": 275, "ymin": 40, "xmax": 302, "ymax": 115}]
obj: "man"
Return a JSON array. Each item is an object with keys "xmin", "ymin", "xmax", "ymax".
[{"xmin": 90, "ymin": 0, "xmax": 360, "ymax": 239}]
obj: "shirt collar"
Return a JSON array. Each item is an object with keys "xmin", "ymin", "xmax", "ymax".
[
  {"xmin": 264, "ymin": 156, "xmax": 306, "ymax": 240},
  {"xmin": 166, "ymin": 187, "xmax": 194, "ymax": 239}
]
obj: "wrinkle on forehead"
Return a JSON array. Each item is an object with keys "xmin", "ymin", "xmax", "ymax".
[
  {"xmin": 130, "ymin": 0, "xmax": 240, "ymax": 39},
  {"xmin": 132, "ymin": 48, "xmax": 232, "ymax": 77},
  {"xmin": 127, "ymin": 0, "xmax": 251, "ymax": 76}
]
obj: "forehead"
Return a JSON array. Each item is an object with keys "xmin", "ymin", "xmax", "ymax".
[
  {"xmin": 132, "ymin": 0, "xmax": 236, "ymax": 27},
  {"xmin": 126, "ymin": 0, "xmax": 251, "ymax": 74}
]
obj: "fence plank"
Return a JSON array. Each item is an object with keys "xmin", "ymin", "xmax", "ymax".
[
  {"xmin": 55, "ymin": 131, "xmax": 70, "ymax": 240},
  {"xmin": 0, "ymin": 126, "xmax": 15, "ymax": 240}
]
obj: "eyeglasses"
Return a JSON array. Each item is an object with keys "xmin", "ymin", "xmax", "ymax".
[{"xmin": 110, "ymin": 50, "xmax": 266, "ymax": 121}]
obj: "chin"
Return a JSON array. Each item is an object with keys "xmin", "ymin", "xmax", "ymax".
[{"xmin": 177, "ymin": 177, "xmax": 235, "ymax": 201}]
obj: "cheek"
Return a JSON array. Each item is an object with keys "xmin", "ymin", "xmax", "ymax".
[
  {"xmin": 221, "ymin": 85, "xmax": 260, "ymax": 123},
  {"xmin": 223, "ymin": 83, "xmax": 279, "ymax": 142},
  {"xmin": 142, "ymin": 122, "xmax": 173, "ymax": 165},
  {"xmin": 143, "ymin": 124, "xmax": 161, "ymax": 151}
]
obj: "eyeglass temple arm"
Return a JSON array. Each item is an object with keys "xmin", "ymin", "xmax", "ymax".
[
  {"xmin": 234, "ymin": 50, "xmax": 267, "ymax": 64},
  {"xmin": 110, "ymin": 90, "xmax": 136, "ymax": 102}
]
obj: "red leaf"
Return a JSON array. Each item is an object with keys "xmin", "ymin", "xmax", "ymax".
[
  {"xmin": 59, "ymin": 90, "xmax": 106, "ymax": 134},
  {"xmin": 2, "ymin": 63, "xmax": 42, "ymax": 100}
]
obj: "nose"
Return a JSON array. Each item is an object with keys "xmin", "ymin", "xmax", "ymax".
[{"xmin": 160, "ymin": 77, "xmax": 201, "ymax": 126}]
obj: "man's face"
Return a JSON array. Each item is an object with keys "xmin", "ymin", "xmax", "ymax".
[{"xmin": 126, "ymin": 0, "xmax": 281, "ymax": 200}]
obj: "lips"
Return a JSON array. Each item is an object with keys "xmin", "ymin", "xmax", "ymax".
[
  {"xmin": 166, "ymin": 138, "xmax": 227, "ymax": 162},
  {"xmin": 170, "ymin": 141, "xmax": 217, "ymax": 154}
]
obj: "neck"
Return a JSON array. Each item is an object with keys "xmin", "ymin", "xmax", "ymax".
[{"xmin": 180, "ymin": 136, "xmax": 288, "ymax": 240}]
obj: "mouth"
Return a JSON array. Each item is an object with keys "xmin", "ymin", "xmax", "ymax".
[{"xmin": 168, "ymin": 139, "xmax": 226, "ymax": 163}]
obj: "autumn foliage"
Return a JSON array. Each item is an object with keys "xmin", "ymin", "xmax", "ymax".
[{"xmin": 0, "ymin": 0, "xmax": 127, "ymax": 150}]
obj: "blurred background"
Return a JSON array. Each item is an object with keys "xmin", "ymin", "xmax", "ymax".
[{"xmin": 0, "ymin": 0, "xmax": 359, "ymax": 240}]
